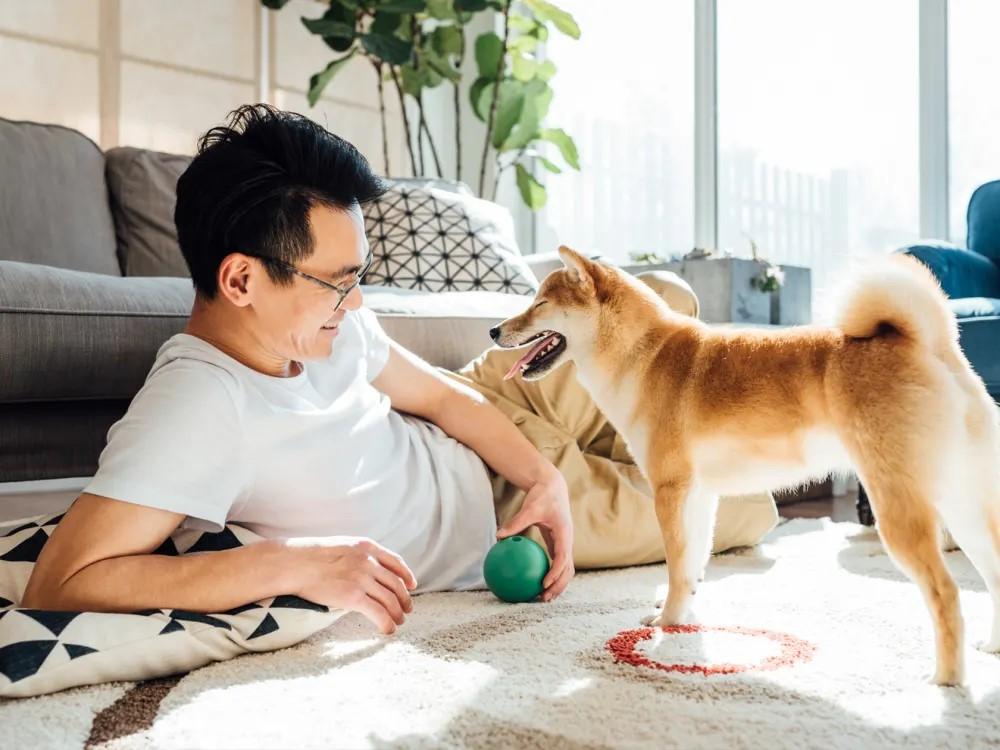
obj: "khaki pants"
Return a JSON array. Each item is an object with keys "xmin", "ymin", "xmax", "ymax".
[{"xmin": 440, "ymin": 270, "xmax": 778, "ymax": 569}]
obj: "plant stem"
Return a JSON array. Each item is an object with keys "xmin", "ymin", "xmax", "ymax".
[
  {"xmin": 492, "ymin": 147, "xmax": 524, "ymax": 201},
  {"xmin": 478, "ymin": 1, "xmax": 511, "ymax": 197},
  {"xmin": 417, "ymin": 104, "xmax": 426, "ymax": 175},
  {"xmin": 373, "ymin": 60, "xmax": 391, "ymax": 176},
  {"xmin": 390, "ymin": 67, "xmax": 419, "ymax": 176},
  {"xmin": 418, "ymin": 94, "xmax": 443, "ymax": 177},
  {"xmin": 454, "ymin": 28, "xmax": 465, "ymax": 183}
]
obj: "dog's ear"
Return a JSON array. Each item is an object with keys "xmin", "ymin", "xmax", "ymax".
[{"xmin": 558, "ymin": 245, "xmax": 594, "ymax": 287}]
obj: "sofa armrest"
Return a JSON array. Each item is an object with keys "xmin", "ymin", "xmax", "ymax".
[
  {"xmin": 897, "ymin": 242, "xmax": 1000, "ymax": 299},
  {"xmin": 362, "ymin": 286, "xmax": 532, "ymax": 370}
]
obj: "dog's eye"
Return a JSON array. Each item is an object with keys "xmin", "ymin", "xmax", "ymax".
[{"xmin": 533, "ymin": 300, "xmax": 548, "ymax": 310}]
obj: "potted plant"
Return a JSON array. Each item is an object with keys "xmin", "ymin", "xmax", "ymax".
[{"xmin": 262, "ymin": 0, "xmax": 581, "ymax": 210}]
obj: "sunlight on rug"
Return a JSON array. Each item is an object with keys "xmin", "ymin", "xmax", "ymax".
[{"xmin": 3, "ymin": 518, "xmax": 1000, "ymax": 749}]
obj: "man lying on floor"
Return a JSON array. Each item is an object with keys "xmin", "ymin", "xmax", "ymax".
[{"xmin": 22, "ymin": 104, "xmax": 778, "ymax": 633}]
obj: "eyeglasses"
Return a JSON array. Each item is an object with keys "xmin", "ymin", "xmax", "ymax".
[{"xmin": 251, "ymin": 249, "xmax": 374, "ymax": 312}]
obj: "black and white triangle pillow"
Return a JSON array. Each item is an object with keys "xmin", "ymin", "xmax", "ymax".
[
  {"xmin": 363, "ymin": 185, "xmax": 539, "ymax": 295},
  {"xmin": 0, "ymin": 514, "xmax": 341, "ymax": 698}
]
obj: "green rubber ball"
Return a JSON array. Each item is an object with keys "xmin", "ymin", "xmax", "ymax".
[{"xmin": 483, "ymin": 535, "xmax": 550, "ymax": 603}]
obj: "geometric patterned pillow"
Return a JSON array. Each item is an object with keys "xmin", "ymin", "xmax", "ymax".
[
  {"xmin": 363, "ymin": 185, "xmax": 539, "ymax": 295},
  {"xmin": 0, "ymin": 513, "xmax": 342, "ymax": 698}
]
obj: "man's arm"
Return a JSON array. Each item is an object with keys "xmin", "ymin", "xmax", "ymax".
[
  {"xmin": 372, "ymin": 340, "xmax": 575, "ymax": 600},
  {"xmin": 21, "ymin": 493, "xmax": 416, "ymax": 634},
  {"xmin": 21, "ymin": 493, "xmax": 293, "ymax": 612}
]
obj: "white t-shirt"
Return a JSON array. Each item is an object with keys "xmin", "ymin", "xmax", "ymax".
[{"xmin": 84, "ymin": 307, "xmax": 497, "ymax": 593}]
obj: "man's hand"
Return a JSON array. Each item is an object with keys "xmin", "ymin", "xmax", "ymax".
[
  {"xmin": 497, "ymin": 467, "xmax": 575, "ymax": 602},
  {"xmin": 284, "ymin": 537, "xmax": 418, "ymax": 635}
]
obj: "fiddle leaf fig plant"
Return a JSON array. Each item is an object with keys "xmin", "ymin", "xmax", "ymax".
[{"xmin": 261, "ymin": 0, "xmax": 580, "ymax": 211}]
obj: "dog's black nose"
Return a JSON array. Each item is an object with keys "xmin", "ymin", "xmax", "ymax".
[{"xmin": 489, "ymin": 325, "xmax": 500, "ymax": 341}]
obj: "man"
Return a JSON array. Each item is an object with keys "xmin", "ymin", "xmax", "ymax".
[{"xmin": 22, "ymin": 105, "xmax": 777, "ymax": 634}]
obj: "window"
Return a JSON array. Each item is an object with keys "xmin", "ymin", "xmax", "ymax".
[
  {"xmin": 948, "ymin": 0, "xmax": 1000, "ymax": 246},
  {"xmin": 535, "ymin": 1, "xmax": 694, "ymax": 263},
  {"xmin": 717, "ymin": 0, "xmax": 920, "ymax": 299}
]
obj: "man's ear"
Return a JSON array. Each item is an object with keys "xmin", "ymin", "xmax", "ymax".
[{"xmin": 558, "ymin": 245, "xmax": 594, "ymax": 286}]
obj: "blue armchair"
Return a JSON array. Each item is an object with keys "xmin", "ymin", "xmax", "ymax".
[
  {"xmin": 857, "ymin": 179, "xmax": 1000, "ymax": 525},
  {"xmin": 901, "ymin": 179, "xmax": 1000, "ymax": 397}
]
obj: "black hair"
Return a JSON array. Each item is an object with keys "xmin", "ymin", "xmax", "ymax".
[{"xmin": 174, "ymin": 103, "xmax": 386, "ymax": 299}]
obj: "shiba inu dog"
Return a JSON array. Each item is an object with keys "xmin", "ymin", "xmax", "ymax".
[{"xmin": 490, "ymin": 245, "xmax": 1000, "ymax": 685}]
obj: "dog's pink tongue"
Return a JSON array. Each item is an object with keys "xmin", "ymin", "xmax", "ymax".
[{"xmin": 503, "ymin": 335, "xmax": 553, "ymax": 380}]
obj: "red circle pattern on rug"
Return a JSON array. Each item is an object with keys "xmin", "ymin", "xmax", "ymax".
[{"xmin": 606, "ymin": 624, "xmax": 817, "ymax": 676}]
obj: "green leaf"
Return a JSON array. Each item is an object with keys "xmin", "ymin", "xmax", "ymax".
[
  {"xmin": 301, "ymin": 16, "xmax": 355, "ymax": 37},
  {"xmin": 400, "ymin": 63, "xmax": 427, "ymax": 95},
  {"xmin": 431, "ymin": 24, "xmax": 463, "ymax": 56},
  {"xmin": 260, "ymin": 0, "xmax": 293, "ymax": 9},
  {"xmin": 324, "ymin": 35, "xmax": 356, "ymax": 52},
  {"xmin": 470, "ymin": 77, "xmax": 492, "ymax": 120},
  {"xmin": 375, "ymin": 0, "xmax": 426, "ymax": 11},
  {"xmin": 427, "ymin": 0, "xmax": 457, "ymax": 18},
  {"xmin": 509, "ymin": 35, "xmax": 537, "ymax": 54},
  {"xmin": 475, "ymin": 32, "xmax": 503, "ymax": 77},
  {"xmin": 540, "ymin": 127, "xmax": 579, "ymax": 169},
  {"xmin": 491, "ymin": 80, "xmax": 527, "ymax": 148},
  {"xmin": 508, "ymin": 14, "xmax": 535, "ymax": 32},
  {"xmin": 370, "ymin": 11, "xmax": 402, "ymax": 34},
  {"xmin": 511, "ymin": 53, "xmax": 536, "ymax": 81},
  {"xmin": 308, "ymin": 53, "xmax": 355, "ymax": 106},
  {"xmin": 523, "ymin": 0, "xmax": 580, "ymax": 39},
  {"xmin": 362, "ymin": 32, "xmax": 413, "ymax": 64},
  {"xmin": 313, "ymin": 1, "xmax": 356, "ymax": 49},
  {"xmin": 323, "ymin": 2, "xmax": 356, "ymax": 23},
  {"xmin": 455, "ymin": 0, "xmax": 488, "ymax": 10},
  {"xmin": 424, "ymin": 48, "xmax": 460, "ymax": 82},
  {"xmin": 536, "ymin": 59, "xmax": 555, "ymax": 81},
  {"xmin": 534, "ymin": 154, "xmax": 561, "ymax": 173},
  {"xmin": 515, "ymin": 163, "xmax": 547, "ymax": 209},
  {"xmin": 503, "ymin": 79, "xmax": 551, "ymax": 149}
]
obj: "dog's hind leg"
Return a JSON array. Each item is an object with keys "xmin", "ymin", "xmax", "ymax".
[
  {"xmin": 642, "ymin": 475, "xmax": 717, "ymax": 627},
  {"xmin": 859, "ymin": 469, "xmax": 965, "ymax": 685},
  {"xmin": 934, "ymin": 444, "xmax": 1000, "ymax": 652}
]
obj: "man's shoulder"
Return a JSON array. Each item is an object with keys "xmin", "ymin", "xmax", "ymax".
[{"xmin": 140, "ymin": 340, "xmax": 247, "ymax": 415}]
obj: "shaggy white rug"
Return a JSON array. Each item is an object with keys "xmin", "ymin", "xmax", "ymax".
[{"xmin": 4, "ymin": 518, "xmax": 1000, "ymax": 749}]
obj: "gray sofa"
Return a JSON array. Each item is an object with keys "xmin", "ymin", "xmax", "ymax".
[{"xmin": 0, "ymin": 117, "xmax": 543, "ymax": 485}]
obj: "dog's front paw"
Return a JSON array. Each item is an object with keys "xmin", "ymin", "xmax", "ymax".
[
  {"xmin": 641, "ymin": 611, "xmax": 664, "ymax": 628},
  {"xmin": 641, "ymin": 604, "xmax": 688, "ymax": 628},
  {"xmin": 928, "ymin": 661, "xmax": 966, "ymax": 687}
]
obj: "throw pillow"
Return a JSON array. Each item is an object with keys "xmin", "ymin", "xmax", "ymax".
[
  {"xmin": 0, "ymin": 513, "xmax": 341, "ymax": 698},
  {"xmin": 105, "ymin": 147, "xmax": 193, "ymax": 278},
  {"xmin": 363, "ymin": 185, "xmax": 538, "ymax": 295}
]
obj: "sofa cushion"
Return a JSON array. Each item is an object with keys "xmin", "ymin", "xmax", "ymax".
[
  {"xmin": 0, "ymin": 261, "xmax": 194, "ymax": 403},
  {"xmin": 105, "ymin": 147, "xmax": 192, "ymax": 278},
  {"xmin": 0, "ymin": 261, "xmax": 529, "ymax": 403},
  {"xmin": 0, "ymin": 513, "xmax": 340, "ymax": 698},
  {"xmin": 363, "ymin": 185, "xmax": 538, "ymax": 295},
  {"xmin": 0, "ymin": 119, "xmax": 120, "ymax": 276}
]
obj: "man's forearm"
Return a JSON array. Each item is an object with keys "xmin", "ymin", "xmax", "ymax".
[
  {"xmin": 429, "ymin": 384, "xmax": 558, "ymax": 491},
  {"xmin": 21, "ymin": 539, "xmax": 295, "ymax": 613}
]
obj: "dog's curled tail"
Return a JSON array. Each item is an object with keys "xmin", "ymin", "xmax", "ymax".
[{"xmin": 834, "ymin": 254, "xmax": 959, "ymax": 353}]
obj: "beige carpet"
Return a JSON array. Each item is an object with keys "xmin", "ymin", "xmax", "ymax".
[{"xmin": 4, "ymin": 518, "xmax": 1000, "ymax": 749}]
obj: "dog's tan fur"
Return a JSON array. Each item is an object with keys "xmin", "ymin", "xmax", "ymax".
[{"xmin": 493, "ymin": 245, "xmax": 1000, "ymax": 686}]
